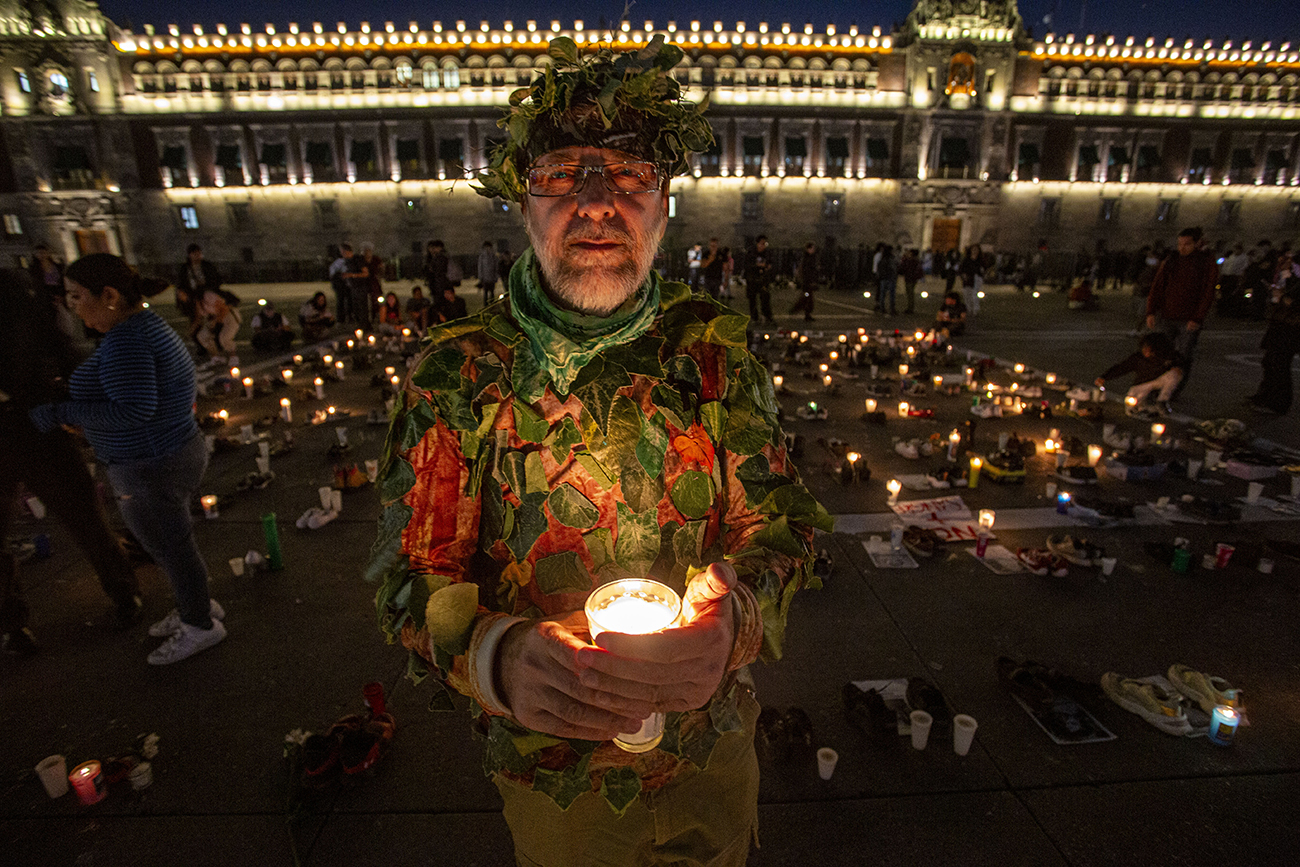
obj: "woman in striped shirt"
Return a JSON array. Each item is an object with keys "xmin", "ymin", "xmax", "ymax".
[{"xmin": 30, "ymin": 254, "xmax": 226, "ymax": 665}]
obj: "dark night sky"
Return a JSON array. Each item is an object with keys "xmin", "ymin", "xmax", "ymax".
[{"xmin": 97, "ymin": 1, "xmax": 1300, "ymax": 44}]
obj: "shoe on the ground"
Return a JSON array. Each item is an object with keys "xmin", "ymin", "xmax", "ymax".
[
  {"xmin": 903, "ymin": 525, "xmax": 941, "ymax": 558},
  {"xmin": 1167, "ymin": 664, "xmax": 1239, "ymax": 715},
  {"xmin": 843, "ymin": 682, "xmax": 895, "ymax": 737},
  {"xmin": 148, "ymin": 599, "xmax": 226, "ymax": 638},
  {"xmin": 1047, "ymin": 534, "xmax": 1105, "ymax": 566},
  {"xmin": 146, "ymin": 619, "xmax": 227, "ymax": 665},
  {"xmin": 1100, "ymin": 672, "xmax": 1192, "ymax": 736},
  {"xmin": 1, "ymin": 627, "xmax": 39, "ymax": 657},
  {"xmin": 340, "ymin": 712, "xmax": 397, "ymax": 775}
]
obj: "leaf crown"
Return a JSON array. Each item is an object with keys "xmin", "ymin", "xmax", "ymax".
[{"xmin": 472, "ymin": 35, "xmax": 714, "ymax": 203}]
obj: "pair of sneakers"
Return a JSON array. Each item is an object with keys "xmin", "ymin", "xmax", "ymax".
[
  {"xmin": 1101, "ymin": 666, "xmax": 1240, "ymax": 736},
  {"xmin": 146, "ymin": 600, "xmax": 227, "ymax": 665}
]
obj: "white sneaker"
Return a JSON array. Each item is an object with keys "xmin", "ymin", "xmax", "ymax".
[
  {"xmin": 148, "ymin": 599, "xmax": 226, "ymax": 638},
  {"xmin": 147, "ymin": 619, "xmax": 227, "ymax": 665}
]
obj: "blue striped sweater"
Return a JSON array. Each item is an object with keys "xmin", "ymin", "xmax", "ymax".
[{"xmin": 52, "ymin": 310, "xmax": 199, "ymax": 461}]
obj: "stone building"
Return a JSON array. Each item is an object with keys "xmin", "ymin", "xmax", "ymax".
[{"xmin": 0, "ymin": 0, "xmax": 1296, "ymax": 280}]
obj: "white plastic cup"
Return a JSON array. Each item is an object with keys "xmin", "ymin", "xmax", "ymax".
[
  {"xmin": 1044, "ymin": 482, "xmax": 1057, "ymax": 499},
  {"xmin": 318, "ymin": 485, "xmax": 334, "ymax": 510},
  {"xmin": 953, "ymin": 714, "xmax": 978, "ymax": 756},
  {"xmin": 258, "ymin": 440, "xmax": 271, "ymax": 459},
  {"xmin": 128, "ymin": 761, "xmax": 153, "ymax": 791},
  {"xmin": 255, "ymin": 456, "xmax": 271, "ymax": 475},
  {"xmin": 35, "ymin": 755, "xmax": 68, "ymax": 798},
  {"xmin": 1246, "ymin": 482, "xmax": 1265, "ymax": 503},
  {"xmin": 26, "ymin": 496, "xmax": 46, "ymax": 520},
  {"xmin": 240, "ymin": 423, "xmax": 254, "ymax": 444},
  {"xmin": 364, "ymin": 459, "xmax": 379, "ymax": 483},
  {"xmin": 336, "ymin": 427, "xmax": 349, "ymax": 447},
  {"xmin": 910, "ymin": 710, "xmax": 933, "ymax": 750},
  {"xmin": 1258, "ymin": 558, "xmax": 1275, "ymax": 574},
  {"xmin": 330, "ymin": 488, "xmax": 343, "ymax": 514},
  {"xmin": 816, "ymin": 747, "xmax": 839, "ymax": 780},
  {"xmin": 1100, "ymin": 557, "xmax": 1117, "ymax": 576},
  {"xmin": 1187, "ymin": 459, "xmax": 1203, "ymax": 480},
  {"xmin": 229, "ymin": 557, "xmax": 246, "ymax": 576}
]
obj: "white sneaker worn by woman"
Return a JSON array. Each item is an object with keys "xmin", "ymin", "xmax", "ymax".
[
  {"xmin": 148, "ymin": 599, "xmax": 226, "ymax": 638},
  {"xmin": 147, "ymin": 620, "xmax": 227, "ymax": 665}
]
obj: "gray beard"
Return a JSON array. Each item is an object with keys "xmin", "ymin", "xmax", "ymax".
[{"xmin": 528, "ymin": 219, "xmax": 664, "ymax": 317}]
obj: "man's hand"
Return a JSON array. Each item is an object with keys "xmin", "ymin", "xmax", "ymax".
[
  {"xmin": 1186, "ymin": 320, "xmax": 1200, "ymax": 332},
  {"xmin": 1145, "ymin": 314, "xmax": 1156, "ymax": 329},
  {"xmin": 496, "ymin": 617, "xmax": 656, "ymax": 741},
  {"xmin": 578, "ymin": 563, "xmax": 738, "ymax": 714}
]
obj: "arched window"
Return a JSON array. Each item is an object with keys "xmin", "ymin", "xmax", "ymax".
[{"xmin": 946, "ymin": 52, "xmax": 975, "ymax": 96}]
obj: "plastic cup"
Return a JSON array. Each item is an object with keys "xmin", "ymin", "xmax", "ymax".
[
  {"xmin": 1257, "ymin": 557, "xmax": 1275, "ymax": 574},
  {"xmin": 953, "ymin": 714, "xmax": 978, "ymax": 756},
  {"xmin": 1246, "ymin": 482, "xmax": 1264, "ymax": 503},
  {"xmin": 1215, "ymin": 543, "xmax": 1235, "ymax": 569},
  {"xmin": 336, "ymin": 427, "xmax": 349, "ymax": 447},
  {"xmin": 318, "ymin": 485, "xmax": 334, "ymax": 510},
  {"xmin": 240, "ymin": 423, "xmax": 254, "ymax": 444},
  {"xmin": 229, "ymin": 557, "xmax": 246, "ymax": 576},
  {"xmin": 255, "ymin": 456, "xmax": 270, "ymax": 475},
  {"xmin": 330, "ymin": 489, "xmax": 343, "ymax": 514},
  {"xmin": 35, "ymin": 755, "xmax": 68, "ymax": 798},
  {"xmin": 258, "ymin": 440, "xmax": 271, "ymax": 459},
  {"xmin": 1044, "ymin": 482, "xmax": 1057, "ymax": 499},
  {"xmin": 1201, "ymin": 553, "xmax": 1218, "ymax": 570},
  {"xmin": 128, "ymin": 761, "xmax": 153, "ymax": 791},
  {"xmin": 910, "ymin": 710, "xmax": 933, "ymax": 750},
  {"xmin": 1100, "ymin": 557, "xmax": 1117, "ymax": 576},
  {"xmin": 365, "ymin": 459, "xmax": 379, "ymax": 482},
  {"xmin": 975, "ymin": 532, "xmax": 990, "ymax": 558},
  {"xmin": 1187, "ymin": 459, "xmax": 1203, "ymax": 480},
  {"xmin": 816, "ymin": 747, "xmax": 839, "ymax": 780}
]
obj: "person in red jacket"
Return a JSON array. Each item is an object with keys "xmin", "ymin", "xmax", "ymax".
[{"xmin": 1145, "ymin": 226, "xmax": 1218, "ymax": 400}]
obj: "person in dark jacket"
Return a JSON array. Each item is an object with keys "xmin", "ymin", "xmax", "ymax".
[
  {"xmin": 1145, "ymin": 226, "xmax": 1218, "ymax": 398},
  {"xmin": 899, "ymin": 248, "xmax": 924, "ymax": 314},
  {"xmin": 176, "ymin": 243, "xmax": 223, "ymax": 350},
  {"xmin": 1247, "ymin": 254, "xmax": 1300, "ymax": 415},
  {"xmin": 875, "ymin": 244, "xmax": 899, "ymax": 315},
  {"xmin": 1094, "ymin": 332, "xmax": 1185, "ymax": 413},
  {"xmin": 0, "ymin": 269, "xmax": 142, "ymax": 655},
  {"xmin": 744, "ymin": 235, "xmax": 775, "ymax": 325},
  {"xmin": 789, "ymin": 242, "xmax": 819, "ymax": 321}
]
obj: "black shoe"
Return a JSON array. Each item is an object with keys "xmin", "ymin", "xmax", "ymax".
[
  {"xmin": 1, "ymin": 627, "xmax": 39, "ymax": 657},
  {"xmin": 115, "ymin": 594, "xmax": 145, "ymax": 630}
]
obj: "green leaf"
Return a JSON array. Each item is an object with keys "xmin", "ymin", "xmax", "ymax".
[
  {"xmin": 757, "ymin": 485, "xmax": 836, "ymax": 532},
  {"xmin": 599, "ymin": 766, "xmax": 643, "ymax": 816},
  {"xmin": 506, "ymin": 493, "xmax": 549, "ymax": 562},
  {"xmin": 513, "ymin": 402, "xmax": 550, "ymax": 444},
  {"xmin": 591, "ymin": 395, "xmax": 641, "ymax": 471},
  {"xmin": 547, "ymin": 35, "xmax": 580, "ymax": 66},
  {"xmin": 670, "ymin": 470, "xmax": 715, "ymax": 520},
  {"xmin": 636, "ymin": 415, "xmax": 670, "ymax": 479},
  {"xmin": 749, "ymin": 515, "xmax": 807, "ymax": 559},
  {"xmin": 501, "ymin": 451, "xmax": 527, "ymax": 496},
  {"xmin": 410, "ymin": 346, "xmax": 465, "ymax": 392},
  {"xmin": 546, "ymin": 416, "xmax": 584, "ymax": 464},
  {"xmin": 407, "ymin": 573, "xmax": 432, "ymax": 630},
  {"xmin": 378, "ymin": 457, "xmax": 417, "ymax": 504},
  {"xmin": 406, "ymin": 651, "xmax": 431, "ymax": 686},
  {"xmin": 585, "ymin": 527, "xmax": 619, "ymax": 577},
  {"xmin": 573, "ymin": 357, "xmax": 632, "ymax": 435},
  {"xmin": 547, "ymin": 484, "xmax": 599, "ymax": 529},
  {"xmin": 664, "ymin": 354, "xmax": 702, "ymax": 391},
  {"xmin": 650, "ymin": 384, "xmax": 687, "ymax": 432},
  {"xmin": 575, "ymin": 451, "xmax": 616, "ymax": 491},
  {"xmin": 699, "ymin": 402, "xmax": 726, "ymax": 443},
  {"xmin": 533, "ymin": 550, "xmax": 592, "ymax": 595},
  {"xmin": 532, "ymin": 753, "xmax": 592, "ymax": 811},
  {"xmin": 367, "ymin": 502, "xmax": 413, "ymax": 584},
  {"xmin": 620, "ymin": 454, "xmax": 664, "ymax": 514},
  {"xmin": 431, "ymin": 389, "xmax": 477, "ymax": 432},
  {"xmin": 427, "ymin": 682, "xmax": 456, "ymax": 711},
  {"xmin": 484, "ymin": 313, "xmax": 523, "ymax": 346},
  {"xmin": 615, "ymin": 502, "xmax": 661, "ymax": 574},
  {"xmin": 480, "ymin": 477, "xmax": 506, "ymax": 544},
  {"xmin": 702, "ymin": 314, "xmax": 749, "ymax": 348},
  {"xmin": 605, "ymin": 335, "xmax": 666, "ymax": 379},
  {"xmin": 398, "ymin": 400, "xmax": 437, "ymax": 451},
  {"xmin": 524, "ymin": 451, "xmax": 547, "ymax": 494},
  {"xmin": 672, "ymin": 519, "xmax": 707, "ymax": 568},
  {"xmin": 721, "ymin": 394, "xmax": 772, "ymax": 457}
]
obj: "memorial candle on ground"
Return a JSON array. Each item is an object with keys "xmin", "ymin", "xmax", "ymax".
[
  {"xmin": 280, "ymin": 398, "xmax": 292, "ymax": 423},
  {"xmin": 1088, "ymin": 444, "xmax": 1102, "ymax": 466},
  {"xmin": 242, "ymin": 377, "xmax": 254, "ymax": 399},
  {"xmin": 281, "ymin": 368, "xmax": 293, "ymax": 383},
  {"xmin": 886, "ymin": 478, "xmax": 902, "ymax": 505},
  {"xmin": 314, "ymin": 377, "xmax": 325, "ymax": 399},
  {"xmin": 69, "ymin": 761, "xmax": 106, "ymax": 805},
  {"xmin": 968, "ymin": 457, "xmax": 982, "ymax": 489}
]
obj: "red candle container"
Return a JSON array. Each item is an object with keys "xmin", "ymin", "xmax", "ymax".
[{"xmin": 69, "ymin": 760, "xmax": 106, "ymax": 805}]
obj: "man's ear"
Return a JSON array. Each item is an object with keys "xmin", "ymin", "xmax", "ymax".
[{"xmin": 101, "ymin": 285, "xmax": 124, "ymax": 309}]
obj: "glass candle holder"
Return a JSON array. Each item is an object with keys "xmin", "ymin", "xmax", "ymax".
[
  {"xmin": 584, "ymin": 579, "xmax": 683, "ymax": 753},
  {"xmin": 1208, "ymin": 705, "xmax": 1240, "ymax": 746}
]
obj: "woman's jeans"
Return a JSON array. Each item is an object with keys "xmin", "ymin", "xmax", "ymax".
[{"xmin": 105, "ymin": 433, "xmax": 213, "ymax": 629}]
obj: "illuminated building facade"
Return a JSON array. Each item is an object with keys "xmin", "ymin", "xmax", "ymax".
[{"xmin": 0, "ymin": 0, "xmax": 1297, "ymax": 277}]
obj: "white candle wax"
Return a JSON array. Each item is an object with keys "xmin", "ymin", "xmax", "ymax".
[{"xmin": 589, "ymin": 595, "xmax": 677, "ymax": 638}]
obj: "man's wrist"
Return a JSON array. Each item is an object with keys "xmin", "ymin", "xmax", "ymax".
[{"xmin": 470, "ymin": 615, "xmax": 526, "ymax": 716}]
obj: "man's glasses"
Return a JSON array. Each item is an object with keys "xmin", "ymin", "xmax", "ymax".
[{"xmin": 527, "ymin": 162, "xmax": 661, "ymax": 197}]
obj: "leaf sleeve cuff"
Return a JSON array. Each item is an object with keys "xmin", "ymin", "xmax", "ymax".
[
  {"xmin": 726, "ymin": 581, "xmax": 762, "ymax": 671},
  {"xmin": 467, "ymin": 613, "xmax": 527, "ymax": 716}
]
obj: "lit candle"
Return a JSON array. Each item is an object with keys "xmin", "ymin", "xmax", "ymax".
[
  {"xmin": 829, "ymin": 350, "xmax": 839, "ymax": 361},
  {"xmin": 585, "ymin": 579, "xmax": 682, "ymax": 753},
  {"xmin": 230, "ymin": 366, "xmax": 240, "ymax": 379},
  {"xmin": 965, "ymin": 367, "xmax": 975, "ymax": 383},
  {"xmin": 906, "ymin": 345, "xmax": 916, "ymax": 358},
  {"xmin": 216, "ymin": 409, "xmax": 229, "ymax": 423},
  {"xmin": 822, "ymin": 374, "xmax": 833, "ymax": 388},
  {"xmin": 1014, "ymin": 363, "xmax": 1025, "ymax": 374},
  {"xmin": 948, "ymin": 428, "xmax": 960, "ymax": 461},
  {"xmin": 898, "ymin": 400, "xmax": 909, "ymax": 418},
  {"xmin": 865, "ymin": 398, "xmax": 877, "ymax": 413},
  {"xmin": 384, "ymin": 366, "xmax": 396, "ymax": 377},
  {"xmin": 898, "ymin": 363, "xmax": 909, "ymax": 377},
  {"xmin": 886, "ymin": 478, "xmax": 902, "ymax": 505},
  {"xmin": 326, "ymin": 405, "xmax": 337, "ymax": 417},
  {"xmin": 1208, "ymin": 705, "xmax": 1240, "ymax": 746},
  {"xmin": 838, "ymin": 333, "xmax": 848, "ymax": 344},
  {"xmin": 68, "ymin": 761, "xmax": 106, "ymax": 805},
  {"xmin": 1088, "ymin": 444, "xmax": 1103, "ymax": 466},
  {"xmin": 968, "ymin": 456, "xmax": 982, "ymax": 489},
  {"xmin": 391, "ymin": 375, "xmax": 402, "ymax": 393},
  {"xmin": 1056, "ymin": 491, "xmax": 1072, "ymax": 514},
  {"xmin": 201, "ymin": 494, "xmax": 219, "ymax": 519},
  {"xmin": 978, "ymin": 509, "xmax": 995, "ymax": 531},
  {"xmin": 292, "ymin": 354, "xmax": 304, "ymax": 365},
  {"xmin": 368, "ymin": 335, "xmax": 377, "ymax": 346},
  {"xmin": 933, "ymin": 375, "xmax": 943, "ymax": 389},
  {"xmin": 346, "ymin": 339, "xmax": 355, "ymax": 349},
  {"xmin": 914, "ymin": 330, "xmax": 925, "ymax": 341},
  {"xmin": 1044, "ymin": 438, "xmax": 1056, "ymax": 453},
  {"xmin": 773, "ymin": 374, "xmax": 784, "ymax": 391},
  {"xmin": 314, "ymin": 377, "xmax": 325, "ymax": 399},
  {"xmin": 242, "ymin": 376, "xmax": 254, "ymax": 399},
  {"xmin": 1049, "ymin": 428, "xmax": 1060, "ymax": 440},
  {"xmin": 857, "ymin": 327, "xmax": 866, "ymax": 336},
  {"xmin": 323, "ymin": 354, "xmax": 333, "ymax": 365},
  {"xmin": 799, "ymin": 335, "xmax": 808, "ymax": 344},
  {"xmin": 1045, "ymin": 372, "xmax": 1057, "ymax": 385},
  {"xmin": 1151, "ymin": 422, "xmax": 1165, "ymax": 438},
  {"xmin": 859, "ymin": 334, "xmax": 869, "ymax": 344},
  {"xmin": 402, "ymin": 327, "xmax": 412, "ymax": 340},
  {"xmin": 280, "ymin": 397, "xmax": 292, "ymax": 423},
  {"xmin": 1125, "ymin": 395, "xmax": 1138, "ymax": 408},
  {"xmin": 819, "ymin": 363, "xmax": 829, "ymax": 374},
  {"xmin": 334, "ymin": 360, "xmax": 346, "ymax": 380},
  {"xmin": 842, "ymin": 451, "xmax": 861, "ymax": 485},
  {"xmin": 355, "ymin": 328, "xmax": 364, "ymax": 341},
  {"xmin": 281, "ymin": 368, "xmax": 293, "ymax": 383}
]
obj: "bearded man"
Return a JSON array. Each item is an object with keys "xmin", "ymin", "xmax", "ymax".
[{"xmin": 370, "ymin": 37, "xmax": 828, "ymax": 866}]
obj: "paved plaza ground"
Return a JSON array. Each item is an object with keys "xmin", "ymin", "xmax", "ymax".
[{"xmin": 1, "ymin": 276, "xmax": 1297, "ymax": 866}]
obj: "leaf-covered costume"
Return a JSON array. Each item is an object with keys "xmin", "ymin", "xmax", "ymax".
[{"xmin": 370, "ymin": 250, "xmax": 830, "ymax": 812}]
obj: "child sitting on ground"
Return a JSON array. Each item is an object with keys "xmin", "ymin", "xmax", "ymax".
[{"xmin": 1094, "ymin": 332, "xmax": 1184, "ymax": 414}]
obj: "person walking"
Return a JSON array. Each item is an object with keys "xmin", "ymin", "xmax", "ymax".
[
  {"xmin": 744, "ymin": 235, "xmax": 776, "ymax": 324},
  {"xmin": 701, "ymin": 237, "xmax": 725, "ymax": 300},
  {"xmin": 328, "ymin": 244, "xmax": 355, "ymax": 325},
  {"xmin": 1145, "ymin": 226, "xmax": 1218, "ymax": 398},
  {"xmin": 790, "ymin": 242, "xmax": 819, "ymax": 321},
  {"xmin": 899, "ymin": 247, "xmax": 923, "ymax": 314},
  {"xmin": 876, "ymin": 244, "xmax": 899, "ymax": 315},
  {"xmin": 477, "ymin": 240, "xmax": 500, "ymax": 305},
  {"xmin": 959, "ymin": 244, "xmax": 983, "ymax": 316},
  {"xmin": 29, "ymin": 254, "xmax": 226, "ymax": 665},
  {"xmin": 374, "ymin": 38, "xmax": 823, "ymax": 865},
  {"xmin": 1, "ymin": 268, "xmax": 143, "ymax": 655}
]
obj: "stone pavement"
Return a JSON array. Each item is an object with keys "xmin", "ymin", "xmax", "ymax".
[{"xmin": 1, "ymin": 279, "xmax": 1297, "ymax": 867}]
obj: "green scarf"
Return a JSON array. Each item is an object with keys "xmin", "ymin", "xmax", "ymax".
[{"xmin": 507, "ymin": 247, "xmax": 661, "ymax": 395}]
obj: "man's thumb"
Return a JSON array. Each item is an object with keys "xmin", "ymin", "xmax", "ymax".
[{"xmin": 683, "ymin": 562, "xmax": 737, "ymax": 620}]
